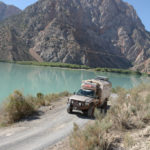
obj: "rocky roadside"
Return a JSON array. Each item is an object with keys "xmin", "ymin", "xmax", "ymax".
[
  {"xmin": 47, "ymin": 137, "xmax": 71, "ymax": 150},
  {"xmin": 47, "ymin": 93, "xmax": 150, "ymax": 150}
]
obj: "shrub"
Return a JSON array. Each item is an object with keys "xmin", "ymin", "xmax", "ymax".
[
  {"xmin": 111, "ymin": 86, "xmax": 125, "ymax": 93},
  {"xmin": 123, "ymin": 133, "xmax": 135, "ymax": 148},
  {"xmin": 14, "ymin": 61, "xmax": 90, "ymax": 69},
  {"xmin": 108, "ymin": 86, "xmax": 150, "ymax": 130},
  {"xmin": 106, "ymin": 83, "xmax": 150, "ymax": 130},
  {"xmin": 70, "ymin": 117, "xmax": 114, "ymax": 150},
  {"xmin": 37, "ymin": 92, "xmax": 44, "ymax": 99},
  {"xmin": 0, "ymin": 90, "xmax": 70, "ymax": 125},
  {"xmin": 71, "ymin": 84, "xmax": 150, "ymax": 150},
  {"xmin": 2, "ymin": 90, "xmax": 35, "ymax": 124},
  {"xmin": 95, "ymin": 67, "xmax": 143, "ymax": 76},
  {"xmin": 43, "ymin": 91, "xmax": 70, "ymax": 105}
]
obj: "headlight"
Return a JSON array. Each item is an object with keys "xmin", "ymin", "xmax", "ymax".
[{"xmin": 79, "ymin": 102, "xmax": 82, "ymax": 106}]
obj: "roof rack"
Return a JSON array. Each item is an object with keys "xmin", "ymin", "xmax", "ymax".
[{"xmin": 95, "ymin": 76, "xmax": 109, "ymax": 81}]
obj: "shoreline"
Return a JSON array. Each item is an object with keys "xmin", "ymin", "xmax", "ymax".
[{"xmin": 0, "ymin": 60, "xmax": 149, "ymax": 77}]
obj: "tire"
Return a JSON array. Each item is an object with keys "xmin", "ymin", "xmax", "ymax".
[
  {"xmin": 101, "ymin": 100, "xmax": 108, "ymax": 113},
  {"xmin": 82, "ymin": 110, "xmax": 88, "ymax": 116},
  {"xmin": 100, "ymin": 108, "xmax": 105, "ymax": 114},
  {"xmin": 87, "ymin": 103, "xmax": 95, "ymax": 118},
  {"xmin": 67, "ymin": 104, "xmax": 73, "ymax": 114}
]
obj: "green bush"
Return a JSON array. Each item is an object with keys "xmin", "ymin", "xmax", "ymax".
[
  {"xmin": 37, "ymin": 92, "xmax": 44, "ymax": 99},
  {"xmin": 95, "ymin": 67, "xmax": 143, "ymax": 76},
  {"xmin": 2, "ymin": 90, "xmax": 35, "ymax": 124},
  {"xmin": 14, "ymin": 61, "xmax": 90, "ymax": 69},
  {"xmin": 0, "ymin": 90, "xmax": 70, "ymax": 126},
  {"xmin": 111, "ymin": 86, "xmax": 125, "ymax": 93}
]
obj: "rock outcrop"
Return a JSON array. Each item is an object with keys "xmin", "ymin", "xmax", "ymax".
[
  {"xmin": 0, "ymin": 2, "xmax": 21, "ymax": 21},
  {"xmin": 0, "ymin": 0, "xmax": 150, "ymax": 71}
]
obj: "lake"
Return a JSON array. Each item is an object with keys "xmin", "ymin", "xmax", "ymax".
[{"xmin": 0, "ymin": 62, "xmax": 150, "ymax": 103}]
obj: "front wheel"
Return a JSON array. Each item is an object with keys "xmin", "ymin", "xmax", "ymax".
[
  {"xmin": 101, "ymin": 101, "xmax": 108, "ymax": 113},
  {"xmin": 82, "ymin": 110, "xmax": 88, "ymax": 116},
  {"xmin": 87, "ymin": 103, "xmax": 95, "ymax": 118},
  {"xmin": 67, "ymin": 104, "xmax": 73, "ymax": 114}
]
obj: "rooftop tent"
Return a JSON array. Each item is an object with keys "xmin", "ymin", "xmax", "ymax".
[
  {"xmin": 95, "ymin": 76, "xmax": 109, "ymax": 81},
  {"xmin": 81, "ymin": 82, "xmax": 97, "ymax": 91}
]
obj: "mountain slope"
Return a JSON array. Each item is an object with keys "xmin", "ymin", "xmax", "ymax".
[
  {"xmin": 0, "ymin": 0, "xmax": 150, "ymax": 71},
  {"xmin": 0, "ymin": 2, "xmax": 21, "ymax": 21}
]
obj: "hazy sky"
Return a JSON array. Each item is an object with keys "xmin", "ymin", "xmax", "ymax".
[
  {"xmin": 1, "ymin": 0, "xmax": 150, "ymax": 31},
  {"xmin": 1, "ymin": 0, "xmax": 37, "ymax": 10}
]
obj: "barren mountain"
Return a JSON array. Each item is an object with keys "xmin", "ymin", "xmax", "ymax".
[
  {"xmin": 0, "ymin": 2, "xmax": 21, "ymax": 21},
  {"xmin": 0, "ymin": 0, "xmax": 150, "ymax": 72}
]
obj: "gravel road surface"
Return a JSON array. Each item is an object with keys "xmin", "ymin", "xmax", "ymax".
[{"xmin": 0, "ymin": 99, "xmax": 93, "ymax": 150}]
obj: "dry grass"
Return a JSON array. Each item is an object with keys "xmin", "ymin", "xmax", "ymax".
[
  {"xmin": 70, "ymin": 84, "xmax": 150, "ymax": 150},
  {"xmin": 27, "ymin": 91, "xmax": 70, "ymax": 108},
  {"xmin": 0, "ymin": 90, "xmax": 35, "ymax": 125},
  {"xmin": 0, "ymin": 90, "xmax": 70, "ymax": 126},
  {"xmin": 109, "ymin": 84, "xmax": 150, "ymax": 130},
  {"xmin": 70, "ymin": 111, "xmax": 115, "ymax": 150},
  {"xmin": 123, "ymin": 133, "xmax": 135, "ymax": 148}
]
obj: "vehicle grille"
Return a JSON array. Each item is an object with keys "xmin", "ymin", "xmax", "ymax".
[{"xmin": 71, "ymin": 100, "xmax": 84, "ymax": 107}]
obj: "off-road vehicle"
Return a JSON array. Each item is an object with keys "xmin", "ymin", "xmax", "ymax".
[{"xmin": 67, "ymin": 76, "xmax": 112, "ymax": 117}]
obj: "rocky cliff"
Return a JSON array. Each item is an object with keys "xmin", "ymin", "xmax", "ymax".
[
  {"xmin": 0, "ymin": 2, "xmax": 21, "ymax": 21},
  {"xmin": 0, "ymin": 0, "xmax": 150, "ymax": 72}
]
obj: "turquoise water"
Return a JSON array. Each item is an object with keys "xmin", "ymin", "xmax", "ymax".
[{"xmin": 0, "ymin": 62, "xmax": 150, "ymax": 103}]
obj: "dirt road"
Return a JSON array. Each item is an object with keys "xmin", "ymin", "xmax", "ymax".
[{"xmin": 0, "ymin": 99, "xmax": 93, "ymax": 150}]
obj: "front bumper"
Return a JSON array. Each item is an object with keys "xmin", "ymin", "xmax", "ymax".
[{"xmin": 69, "ymin": 100, "xmax": 89, "ymax": 110}]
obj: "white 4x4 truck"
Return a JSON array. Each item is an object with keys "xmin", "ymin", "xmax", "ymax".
[{"xmin": 67, "ymin": 76, "xmax": 112, "ymax": 117}]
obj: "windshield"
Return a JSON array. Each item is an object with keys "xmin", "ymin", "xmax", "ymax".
[{"xmin": 76, "ymin": 89, "xmax": 95, "ymax": 97}]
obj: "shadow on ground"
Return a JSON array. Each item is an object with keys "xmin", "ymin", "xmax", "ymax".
[
  {"xmin": 69, "ymin": 104, "xmax": 111, "ymax": 120},
  {"xmin": 21, "ymin": 110, "xmax": 44, "ymax": 122}
]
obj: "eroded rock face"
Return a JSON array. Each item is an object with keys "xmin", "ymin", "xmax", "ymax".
[
  {"xmin": 0, "ymin": 0, "xmax": 150, "ymax": 71},
  {"xmin": 0, "ymin": 2, "xmax": 21, "ymax": 21}
]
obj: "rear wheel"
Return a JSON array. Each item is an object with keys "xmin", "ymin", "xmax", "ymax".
[
  {"xmin": 87, "ymin": 103, "xmax": 95, "ymax": 118},
  {"xmin": 67, "ymin": 104, "xmax": 73, "ymax": 114}
]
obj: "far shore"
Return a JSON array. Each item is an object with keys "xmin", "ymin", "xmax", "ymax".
[{"xmin": 0, "ymin": 60, "xmax": 149, "ymax": 77}]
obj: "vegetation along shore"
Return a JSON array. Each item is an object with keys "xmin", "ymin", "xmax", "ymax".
[
  {"xmin": 0, "ymin": 60, "xmax": 149, "ymax": 76},
  {"xmin": 0, "ymin": 83, "xmax": 150, "ymax": 149},
  {"xmin": 0, "ymin": 90, "xmax": 70, "ymax": 126}
]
